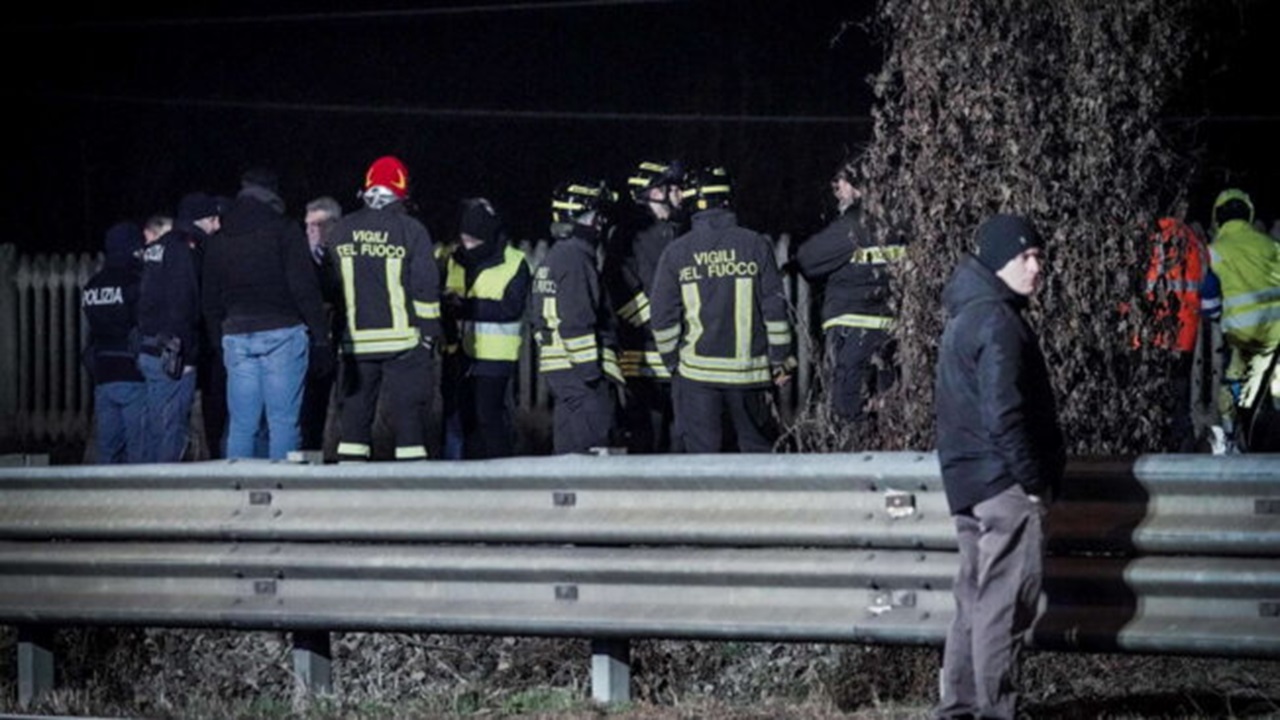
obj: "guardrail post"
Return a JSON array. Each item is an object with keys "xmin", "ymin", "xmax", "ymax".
[
  {"xmin": 590, "ymin": 637, "xmax": 630, "ymax": 704},
  {"xmin": 291, "ymin": 630, "xmax": 332, "ymax": 694},
  {"xmin": 17, "ymin": 625, "xmax": 54, "ymax": 709}
]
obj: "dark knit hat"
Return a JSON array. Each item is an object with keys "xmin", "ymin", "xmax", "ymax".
[
  {"xmin": 459, "ymin": 198, "xmax": 502, "ymax": 244},
  {"xmin": 975, "ymin": 214, "xmax": 1043, "ymax": 272},
  {"xmin": 176, "ymin": 192, "xmax": 221, "ymax": 223},
  {"xmin": 103, "ymin": 221, "xmax": 143, "ymax": 263}
]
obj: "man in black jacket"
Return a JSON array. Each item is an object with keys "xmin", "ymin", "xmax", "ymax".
[
  {"xmin": 933, "ymin": 214, "xmax": 1065, "ymax": 720},
  {"xmin": 137, "ymin": 191, "xmax": 219, "ymax": 462},
  {"xmin": 203, "ymin": 168, "xmax": 330, "ymax": 460},
  {"xmin": 83, "ymin": 222, "xmax": 147, "ymax": 464}
]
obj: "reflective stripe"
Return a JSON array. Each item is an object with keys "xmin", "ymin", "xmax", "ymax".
[
  {"xmin": 653, "ymin": 325, "xmax": 681, "ymax": 355},
  {"xmin": 602, "ymin": 348, "xmax": 623, "ymax": 384},
  {"xmin": 619, "ymin": 291, "xmax": 652, "ymax": 326},
  {"xmin": 1222, "ymin": 305, "xmax": 1280, "ymax": 334},
  {"xmin": 620, "ymin": 350, "xmax": 672, "ymax": 379},
  {"xmin": 394, "ymin": 445, "xmax": 428, "ymax": 460},
  {"xmin": 1222, "ymin": 286, "xmax": 1280, "ymax": 311},
  {"xmin": 681, "ymin": 283, "xmax": 704, "ymax": 357},
  {"xmin": 337, "ymin": 442, "xmax": 371, "ymax": 458},
  {"xmin": 414, "ymin": 300, "xmax": 440, "ymax": 319},
  {"xmin": 766, "ymin": 319, "xmax": 792, "ymax": 346},
  {"xmin": 822, "ymin": 314, "xmax": 894, "ymax": 331},
  {"xmin": 851, "ymin": 245, "xmax": 906, "ymax": 265},
  {"xmin": 386, "ymin": 258, "xmax": 407, "ymax": 330},
  {"xmin": 734, "ymin": 278, "xmax": 753, "ymax": 360}
]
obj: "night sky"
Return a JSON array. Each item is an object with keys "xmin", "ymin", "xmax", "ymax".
[{"xmin": 3, "ymin": 0, "xmax": 1277, "ymax": 255}]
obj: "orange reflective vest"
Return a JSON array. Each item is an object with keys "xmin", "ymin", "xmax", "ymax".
[{"xmin": 1143, "ymin": 217, "xmax": 1208, "ymax": 353}]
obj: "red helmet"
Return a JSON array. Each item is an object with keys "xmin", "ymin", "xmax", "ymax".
[{"xmin": 364, "ymin": 156, "xmax": 409, "ymax": 199}]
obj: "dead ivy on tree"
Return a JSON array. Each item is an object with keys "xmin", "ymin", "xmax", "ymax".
[{"xmin": 795, "ymin": 0, "xmax": 1203, "ymax": 455}]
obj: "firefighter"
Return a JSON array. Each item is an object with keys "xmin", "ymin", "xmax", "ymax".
[
  {"xmin": 794, "ymin": 157, "xmax": 905, "ymax": 425},
  {"xmin": 440, "ymin": 198, "xmax": 531, "ymax": 459},
  {"xmin": 1209, "ymin": 188, "xmax": 1280, "ymax": 452},
  {"xmin": 330, "ymin": 155, "xmax": 441, "ymax": 461},
  {"xmin": 650, "ymin": 166, "xmax": 796, "ymax": 453},
  {"xmin": 603, "ymin": 159, "xmax": 686, "ymax": 453},
  {"xmin": 531, "ymin": 178, "xmax": 623, "ymax": 454}
]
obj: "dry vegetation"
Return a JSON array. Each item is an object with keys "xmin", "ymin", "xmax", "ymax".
[{"xmin": 4, "ymin": 2, "xmax": 1276, "ymax": 719}]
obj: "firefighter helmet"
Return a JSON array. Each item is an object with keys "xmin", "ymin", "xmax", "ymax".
[
  {"xmin": 365, "ymin": 156, "xmax": 410, "ymax": 199},
  {"xmin": 682, "ymin": 165, "xmax": 733, "ymax": 211},
  {"xmin": 551, "ymin": 178, "xmax": 614, "ymax": 225},
  {"xmin": 627, "ymin": 160, "xmax": 685, "ymax": 203}
]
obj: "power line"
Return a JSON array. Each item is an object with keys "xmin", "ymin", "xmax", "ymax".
[
  {"xmin": 17, "ymin": 0, "xmax": 687, "ymax": 31},
  {"xmin": 53, "ymin": 93, "xmax": 874, "ymax": 125}
]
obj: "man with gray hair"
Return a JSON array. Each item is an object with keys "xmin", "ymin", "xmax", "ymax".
[{"xmin": 301, "ymin": 195, "xmax": 344, "ymax": 454}]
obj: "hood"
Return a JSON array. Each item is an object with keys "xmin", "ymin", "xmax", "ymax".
[
  {"xmin": 220, "ymin": 193, "xmax": 284, "ymax": 236},
  {"xmin": 103, "ymin": 222, "xmax": 143, "ymax": 267},
  {"xmin": 941, "ymin": 254, "xmax": 1025, "ymax": 316}
]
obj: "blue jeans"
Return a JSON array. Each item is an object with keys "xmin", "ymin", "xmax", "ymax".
[
  {"xmin": 138, "ymin": 354, "xmax": 197, "ymax": 463},
  {"xmin": 94, "ymin": 381, "xmax": 146, "ymax": 464},
  {"xmin": 223, "ymin": 325, "xmax": 308, "ymax": 460}
]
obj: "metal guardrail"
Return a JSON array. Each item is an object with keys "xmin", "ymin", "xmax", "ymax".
[{"xmin": 0, "ymin": 452, "xmax": 1277, "ymax": 707}]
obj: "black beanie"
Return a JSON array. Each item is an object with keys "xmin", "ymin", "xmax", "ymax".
[
  {"xmin": 976, "ymin": 214, "xmax": 1043, "ymax": 272},
  {"xmin": 459, "ymin": 198, "xmax": 502, "ymax": 244},
  {"xmin": 177, "ymin": 192, "xmax": 221, "ymax": 224}
]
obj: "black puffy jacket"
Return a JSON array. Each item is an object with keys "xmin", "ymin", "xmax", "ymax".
[{"xmin": 934, "ymin": 254, "xmax": 1065, "ymax": 514}]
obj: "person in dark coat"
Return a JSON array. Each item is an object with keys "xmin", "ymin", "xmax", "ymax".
[
  {"xmin": 202, "ymin": 168, "xmax": 330, "ymax": 460},
  {"xmin": 933, "ymin": 213, "xmax": 1065, "ymax": 720},
  {"xmin": 82, "ymin": 222, "xmax": 147, "ymax": 463},
  {"xmin": 137, "ymin": 191, "xmax": 219, "ymax": 462}
]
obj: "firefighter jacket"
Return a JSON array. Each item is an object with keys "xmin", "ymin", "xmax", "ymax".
[
  {"xmin": 794, "ymin": 205, "xmax": 904, "ymax": 331},
  {"xmin": 1211, "ymin": 219, "xmax": 1280, "ymax": 354},
  {"xmin": 603, "ymin": 209, "xmax": 683, "ymax": 380},
  {"xmin": 1142, "ymin": 218, "xmax": 1210, "ymax": 353},
  {"xmin": 329, "ymin": 202, "xmax": 441, "ymax": 358},
  {"xmin": 650, "ymin": 208, "xmax": 794, "ymax": 387},
  {"xmin": 531, "ymin": 229, "xmax": 622, "ymax": 385},
  {"xmin": 442, "ymin": 239, "xmax": 531, "ymax": 377}
]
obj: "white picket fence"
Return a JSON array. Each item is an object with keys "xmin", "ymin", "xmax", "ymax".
[{"xmin": 0, "ymin": 246, "xmax": 100, "ymax": 445}]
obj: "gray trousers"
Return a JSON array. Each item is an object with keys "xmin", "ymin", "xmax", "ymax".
[{"xmin": 935, "ymin": 483, "xmax": 1046, "ymax": 720}]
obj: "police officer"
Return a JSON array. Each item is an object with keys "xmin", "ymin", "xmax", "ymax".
[
  {"xmin": 531, "ymin": 179, "xmax": 623, "ymax": 454},
  {"xmin": 441, "ymin": 198, "xmax": 531, "ymax": 458},
  {"xmin": 650, "ymin": 166, "xmax": 795, "ymax": 453},
  {"xmin": 604, "ymin": 160, "xmax": 686, "ymax": 453},
  {"xmin": 137, "ymin": 191, "xmax": 219, "ymax": 462},
  {"xmin": 330, "ymin": 155, "xmax": 441, "ymax": 461},
  {"xmin": 82, "ymin": 222, "xmax": 147, "ymax": 464},
  {"xmin": 794, "ymin": 157, "xmax": 904, "ymax": 424}
]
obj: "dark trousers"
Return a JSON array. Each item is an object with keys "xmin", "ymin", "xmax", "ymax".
[
  {"xmin": 619, "ymin": 377, "xmax": 675, "ymax": 453},
  {"xmin": 545, "ymin": 373, "xmax": 615, "ymax": 454},
  {"xmin": 300, "ymin": 363, "xmax": 336, "ymax": 452},
  {"xmin": 936, "ymin": 484, "xmax": 1045, "ymax": 720},
  {"xmin": 199, "ymin": 348, "xmax": 228, "ymax": 459},
  {"xmin": 826, "ymin": 326, "xmax": 895, "ymax": 422},
  {"xmin": 338, "ymin": 344, "xmax": 434, "ymax": 460},
  {"xmin": 673, "ymin": 376, "xmax": 778, "ymax": 453},
  {"xmin": 460, "ymin": 374, "xmax": 515, "ymax": 459}
]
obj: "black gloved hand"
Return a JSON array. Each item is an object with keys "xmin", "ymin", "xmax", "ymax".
[{"xmin": 308, "ymin": 343, "xmax": 336, "ymax": 380}]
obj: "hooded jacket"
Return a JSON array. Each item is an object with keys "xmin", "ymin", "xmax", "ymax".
[
  {"xmin": 935, "ymin": 254, "xmax": 1065, "ymax": 514},
  {"xmin": 203, "ymin": 190, "xmax": 328, "ymax": 346}
]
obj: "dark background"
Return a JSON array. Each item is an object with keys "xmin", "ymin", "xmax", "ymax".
[{"xmin": 3, "ymin": 0, "xmax": 1277, "ymax": 255}]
